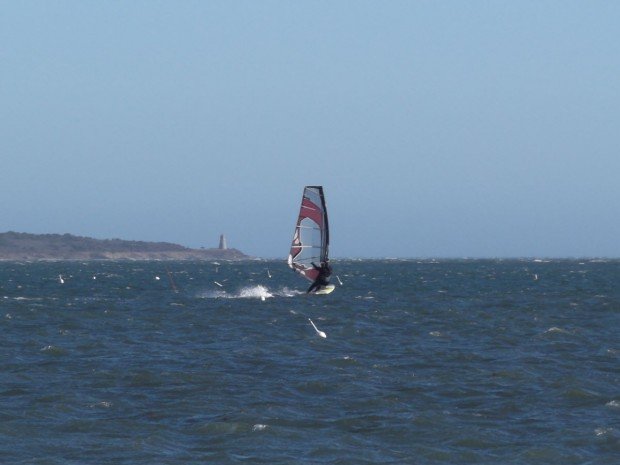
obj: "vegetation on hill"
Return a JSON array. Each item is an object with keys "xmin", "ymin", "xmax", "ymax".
[{"xmin": 0, "ymin": 232, "xmax": 249, "ymax": 260}]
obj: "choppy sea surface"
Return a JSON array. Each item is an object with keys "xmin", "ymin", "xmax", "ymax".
[{"xmin": 1, "ymin": 259, "xmax": 619, "ymax": 464}]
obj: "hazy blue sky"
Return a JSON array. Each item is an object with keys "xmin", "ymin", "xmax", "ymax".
[{"xmin": 2, "ymin": 1, "xmax": 619, "ymax": 258}]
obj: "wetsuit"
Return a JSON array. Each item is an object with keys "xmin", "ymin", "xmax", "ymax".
[{"xmin": 307, "ymin": 262, "xmax": 332, "ymax": 293}]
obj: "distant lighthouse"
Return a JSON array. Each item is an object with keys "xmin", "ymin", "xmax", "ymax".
[{"xmin": 218, "ymin": 234, "xmax": 227, "ymax": 250}]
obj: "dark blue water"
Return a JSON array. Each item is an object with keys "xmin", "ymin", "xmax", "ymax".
[{"xmin": 1, "ymin": 260, "xmax": 619, "ymax": 464}]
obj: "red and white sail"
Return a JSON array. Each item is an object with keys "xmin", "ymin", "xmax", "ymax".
[{"xmin": 287, "ymin": 186, "xmax": 330, "ymax": 282}]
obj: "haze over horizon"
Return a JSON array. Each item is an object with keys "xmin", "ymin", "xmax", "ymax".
[{"xmin": 2, "ymin": 2, "xmax": 619, "ymax": 258}]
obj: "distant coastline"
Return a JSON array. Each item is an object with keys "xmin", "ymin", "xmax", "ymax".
[{"xmin": 0, "ymin": 231, "xmax": 250, "ymax": 261}]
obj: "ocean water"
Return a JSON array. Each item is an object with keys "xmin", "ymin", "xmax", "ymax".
[{"xmin": 1, "ymin": 259, "xmax": 618, "ymax": 464}]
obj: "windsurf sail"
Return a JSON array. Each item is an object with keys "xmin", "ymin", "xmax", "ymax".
[{"xmin": 288, "ymin": 186, "xmax": 329, "ymax": 282}]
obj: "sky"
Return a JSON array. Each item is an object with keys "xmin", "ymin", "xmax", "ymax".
[{"xmin": 2, "ymin": 1, "xmax": 619, "ymax": 258}]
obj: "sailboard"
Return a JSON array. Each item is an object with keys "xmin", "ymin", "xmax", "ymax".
[
  {"xmin": 314, "ymin": 283, "xmax": 335, "ymax": 294},
  {"xmin": 287, "ymin": 186, "xmax": 334, "ymax": 294}
]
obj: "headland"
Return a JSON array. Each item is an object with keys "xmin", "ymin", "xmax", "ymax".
[{"xmin": 0, "ymin": 231, "xmax": 250, "ymax": 261}]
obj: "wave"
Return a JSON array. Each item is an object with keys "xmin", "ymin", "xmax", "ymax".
[
  {"xmin": 594, "ymin": 427, "xmax": 615, "ymax": 437},
  {"xmin": 543, "ymin": 327, "xmax": 573, "ymax": 335},
  {"xmin": 40, "ymin": 345, "xmax": 67, "ymax": 356}
]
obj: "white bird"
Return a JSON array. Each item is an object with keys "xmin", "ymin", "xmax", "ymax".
[{"xmin": 308, "ymin": 318, "xmax": 327, "ymax": 338}]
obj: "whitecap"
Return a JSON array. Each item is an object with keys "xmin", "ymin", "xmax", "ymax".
[
  {"xmin": 544, "ymin": 327, "xmax": 571, "ymax": 335},
  {"xmin": 197, "ymin": 289, "xmax": 228, "ymax": 299},
  {"xmin": 89, "ymin": 401, "xmax": 112, "ymax": 409},
  {"xmin": 594, "ymin": 427, "xmax": 614, "ymax": 437},
  {"xmin": 605, "ymin": 400, "xmax": 620, "ymax": 409}
]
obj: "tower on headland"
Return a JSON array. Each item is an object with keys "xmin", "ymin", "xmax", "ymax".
[{"xmin": 218, "ymin": 234, "xmax": 227, "ymax": 250}]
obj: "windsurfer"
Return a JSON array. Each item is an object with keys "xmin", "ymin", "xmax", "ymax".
[{"xmin": 307, "ymin": 261, "xmax": 332, "ymax": 293}]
